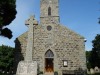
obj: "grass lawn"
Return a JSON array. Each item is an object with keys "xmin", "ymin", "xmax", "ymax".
[
  {"xmin": 87, "ymin": 73, "xmax": 100, "ymax": 75},
  {"xmin": 0, "ymin": 73, "xmax": 6, "ymax": 75}
]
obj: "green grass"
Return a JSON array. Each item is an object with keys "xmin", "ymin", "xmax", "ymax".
[
  {"xmin": 0, "ymin": 73, "xmax": 6, "ymax": 75},
  {"xmin": 87, "ymin": 73, "xmax": 100, "ymax": 75}
]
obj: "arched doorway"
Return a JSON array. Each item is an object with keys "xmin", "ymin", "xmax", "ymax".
[{"xmin": 45, "ymin": 50, "xmax": 54, "ymax": 72}]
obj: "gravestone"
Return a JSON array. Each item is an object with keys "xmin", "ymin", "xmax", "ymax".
[
  {"xmin": 16, "ymin": 16, "xmax": 38, "ymax": 75},
  {"xmin": 94, "ymin": 66, "xmax": 100, "ymax": 73},
  {"xmin": 87, "ymin": 69, "xmax": 90, "ymax": 74},
  {"xmin": 90, "ymin": 68, "xmax": 95, "ymax": 74}
]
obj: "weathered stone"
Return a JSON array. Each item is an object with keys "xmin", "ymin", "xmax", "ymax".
[
  {"xmin": 16, "ymin": 16, "xmax": 38, "ymax": 75},
  {"xmin": 90, "ymin": 68, "xmax": 95, "ymax": 74},
  {"xmin": 94, "ymin": 66, "xmax": 100, "ymax": 73},
  {"xmin": 25, "ymin": 16, "xmax": 35, "ymax": 61},
  {"xmin": 14, "ymin": 0, "xmax": 86, "ymax": 75},
  {"xmin": 16, "ymin": 61, "xmax": 37, "ymax": 75},
  {"xmin": 87, "ymin": 69, "xmax": 90, "ymax": 74}
]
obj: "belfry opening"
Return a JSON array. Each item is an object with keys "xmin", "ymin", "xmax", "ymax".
[{"xmin": 48, "ymin": 7, "xmax": 51, "ymax": 16}]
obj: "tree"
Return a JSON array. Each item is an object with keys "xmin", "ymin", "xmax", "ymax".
[
  {"xmin": 90, "ymin": 34, "xmax": 100, "ymax": 68},
  {"xmin": 98, "ymin": 18, "xmax": 100, "ymax": 24},
  {"xmin": 0, "ymin": 0, "xmax": 17, "ymax": 39},
  {"xmin": 86, "ymin": 51, "xmax": 92, "ymax": 69},
  {"xmin": 0, "ymin": 45, "xmax": 14, "ymax": 73}
]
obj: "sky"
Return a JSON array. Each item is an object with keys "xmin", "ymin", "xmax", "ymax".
[{"xmin": 0, "ymin": 0, "xmax": 100, "ymax": 51}]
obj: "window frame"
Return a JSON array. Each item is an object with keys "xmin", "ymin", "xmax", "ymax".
[{"xmin": 63, "ymin": 60, "xmax": 68, "ymax": 67}]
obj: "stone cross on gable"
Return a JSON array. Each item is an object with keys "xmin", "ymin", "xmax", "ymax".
[{"xmin": 25, "ymin": 16, "xmax": 35, "ymax": 62}]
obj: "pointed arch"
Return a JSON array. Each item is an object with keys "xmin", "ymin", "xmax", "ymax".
[
  {"xmin": 45, "ymin": 49, "xmax": 54, "ymax": 58},
  {"xmin": 48, "ymin": 7, "xmax": 51, "ymax": 16}
]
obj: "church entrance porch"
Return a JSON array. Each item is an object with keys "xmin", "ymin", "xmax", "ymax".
[
  {"xmin": 45, "ymin": 58, "xmax": 54, "ymax": 72},
  {"xmin": 45, "ymin": 50, "xmax": 54, "ymax": 73}
]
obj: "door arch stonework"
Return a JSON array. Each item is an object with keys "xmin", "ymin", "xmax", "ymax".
[{"xmin": 45, "ymin": 49, "xmax": 54, "ymax": 72}]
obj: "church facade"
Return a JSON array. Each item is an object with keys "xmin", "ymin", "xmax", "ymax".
[{"xmin": 14, "ymin": 0, "xmax": 86, "ymax": 75}]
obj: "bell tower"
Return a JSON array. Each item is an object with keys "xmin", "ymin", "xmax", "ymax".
[{"xmin": 40, "ymin": 0, "xmax": 60, "ymax": 24}]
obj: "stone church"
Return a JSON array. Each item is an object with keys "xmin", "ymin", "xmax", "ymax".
[{"xmin": 14, "ymin": 0, "xmax": 86, "ymax": 75}]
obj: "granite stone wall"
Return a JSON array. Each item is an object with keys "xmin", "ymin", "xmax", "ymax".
[
  {"xmin": 14, "ymin": 0, "xmax": 86, "ymax": 75},
  {"xmin": 15, "ymin": 23, "xmax": 86, "ymax": 75}
]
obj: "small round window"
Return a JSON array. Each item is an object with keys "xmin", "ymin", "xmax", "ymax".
[{"xmin": 47, "ymin": 26, "xmax": 52, "ymax": 31}]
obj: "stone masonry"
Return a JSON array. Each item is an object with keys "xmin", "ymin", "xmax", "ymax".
[{"xmin": 14, "ymin": 0, "xmax": 86, "ymax": 75}]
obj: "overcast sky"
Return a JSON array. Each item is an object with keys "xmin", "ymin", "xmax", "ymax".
[{"xmin": 0, "ymin": 0, "xmax": 100, "ymax": 51}]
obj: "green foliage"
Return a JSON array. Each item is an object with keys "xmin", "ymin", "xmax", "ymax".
[
  {"xmin": 0, "ymin": 0, "xmax": 17, "ymax": 39},
  {"xmin": 86, "ymin": 51, "xmax": 91, "ymax": 69},
  {"xmin": 86, "ymin": 51, "xmax": 92, "ymax": 69},
  {"xmin": 0, "ymin": 45, "xmax": 14, "ymax": 72},
  {"xmin": 90, "ymin": 34, "xmax": 100, "ymax": 68},
  {"xmin": 0, "ymin": 73, "xmax": 6, "ymax": 75},
  {"xmin": 86, "ymin": 34, "xmax": 100, "ymax": 69}
]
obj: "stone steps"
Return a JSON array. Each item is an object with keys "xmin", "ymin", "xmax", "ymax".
[{"xmin": 44, "ymin": 72, "xmax": 54, "ymax": 75}]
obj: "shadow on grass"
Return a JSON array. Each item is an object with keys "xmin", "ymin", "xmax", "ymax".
[
  {"xmin": 0, "ymin": 73, "xmax": 6, "ymax": 75},
  {"xmin": 87, "ymin": 73, "xmax": 100, "ymax": 75}
]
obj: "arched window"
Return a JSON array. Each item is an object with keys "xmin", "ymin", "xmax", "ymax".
[
  {"xmin": 48, "ymin": 7, "xmax": 51, "ymax": 16},
  {"xmin": 45, "ymin": 50, "xmax": 54, "ymax": 58}
]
